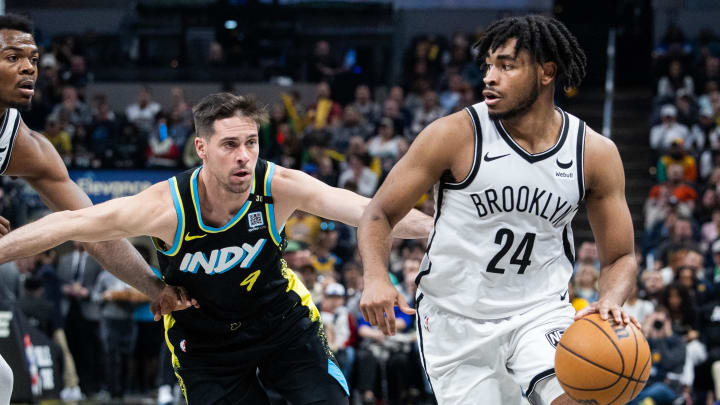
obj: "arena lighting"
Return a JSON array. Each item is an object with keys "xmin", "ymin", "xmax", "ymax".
[{"xmin": 224, "ymin": 20, "xmax": 238, "ymax": 30}]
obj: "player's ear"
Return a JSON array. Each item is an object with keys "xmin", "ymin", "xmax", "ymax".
[
  {"xmin": 195, "ymin": 135, "xmax": 207, "ymax": 160},
  {"xmin": 539, "ymin": 61, "xmax": 557, "ymax": 86}
]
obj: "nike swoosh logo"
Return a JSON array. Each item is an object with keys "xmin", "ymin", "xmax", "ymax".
[
  {"xmin": 483, "ymin": 152, "xmax": 510, "ymax": 162},
  {"xmin": 556, "ymin": 158, "xmax": 573, "ymax": 169},
  {"xmin": 560, "ymin": 289, "xmax": 568, "ymax": 301},
  {"xmin": 184, "ymin": 233, "xmax": 207, "ymax": 241}
]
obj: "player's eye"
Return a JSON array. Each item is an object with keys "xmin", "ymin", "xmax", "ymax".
[{"xmin": 7, "ymin": 55, "xmax": 17, "ymax": 62}]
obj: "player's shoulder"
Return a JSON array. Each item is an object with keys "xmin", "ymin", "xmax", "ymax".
[{"xmin": 583, "ymin": 125, "xmax": 620, "ymax": 163}]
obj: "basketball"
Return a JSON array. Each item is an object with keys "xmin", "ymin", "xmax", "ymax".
[{"xmin": 555, "ymin": 313, "xmax": 651, "ymax": 405}]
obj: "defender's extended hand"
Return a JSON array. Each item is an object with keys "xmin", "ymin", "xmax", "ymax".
[{"xmin": 151, "ymin": 285, "xmax": 199, "ymax": 321}]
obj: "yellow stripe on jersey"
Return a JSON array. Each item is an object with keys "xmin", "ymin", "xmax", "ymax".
[
  {"xmin": 163, "ymin": 314, "xmax": 188, "ymax": 403},
  {"xmin": 282, "ymin": 264, "xmax": 320, "ymax": 321}
]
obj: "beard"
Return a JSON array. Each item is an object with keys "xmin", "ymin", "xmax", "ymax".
[{"xmin": 488, "ymin": 75, "xmax": 540, "ymax": 121}]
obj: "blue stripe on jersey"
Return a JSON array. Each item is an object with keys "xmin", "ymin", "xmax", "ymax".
[
  {"xmin": 328, "ymin": 359, "xmax": 349, "ymax": 396},
  {"xmin": 158, "ymin": 177, "xmax": 185, "ymax": 256},
  {"xmin": 263, "ymin": 162, "xmax": 283, "ymax": 246},
  {"xmin": 191, "ymin": 167, "xmax": 253, "ymax": 233}
]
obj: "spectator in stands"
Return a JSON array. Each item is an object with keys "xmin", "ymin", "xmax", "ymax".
[
  {"xmin": 383, "ymin": 98, "xmax": 410, "ymax": 139},
  {"xmin": 337, "ymin": 153, "xmax": 378, "ymax": 198},
  {"xmin": 306, "ymin": 81, "xmax": 342, "ymax": 130},
  {"xmin": 367, "ymin": 117, "xmax": 406, "ymax": 175},
  {"xmin": 113, "ymin": 122, "xmax": 145, "ymax": 168},
  {"xmin": 320, "ymin": 283, "xmax": 355, "ymax": 378},
  {"xmin": 51, "ymin": 86, "xmax": 91, "ymax": 137},
  {"xmin": 398, "ymin": 258, "xmax": 420, "ymax": 307},
  {"xmin": 58, "ymin": 241, "xmax": 105, "ymax": 398},
  {"xmin": 697, "ymin": 56, "xmax": 720, "ymax": 96},
  {"xmin": 698, "ymin": 294, "xmax": 720, "ymax": 404},
  {"xmin": 87, "ymin": 100, "xmax": 117, "ymax": 167},
  {"xmin": 308, "ymin": 40, "xmax": 338, "ymax": 82},
  {"xmin": 285, "ymin": 211, "xmax": 322, "ymax": 245},
  {"xmin": 411, "ymin": 89, "xmax": 445, "ymax": 136},
  {"xmin": 657, "ymin": 60, "xmax": 695, "ymax": 101},
  {"xmin": 125, "ymin": 86, "xmax": 161, "ymax": 135},
  {"xmin": 92, "ymin": 271, "xmax": 139, "ymax": 399},
  {"xmin": 623, "ymin": 281, "xmax": 655, "ymax": 324},
  {"xmin": 388, "ymin": 85, "xmax": 413, "ymax": 128},
  {"xmin": 573, "ymin": 263, "xmax": 599, "ymax": 303},
  {"xmin": 350, "ymin": 84, "xmax": 381, "ymax": 125},
  {"xmin": 656, "ymin": 217, "xmax": 697, "ymax": 270},
  {"xmin": 42, "ymin": 115, "xmax": 72, "ymax": 164},
  {"xmin": 701, "ymin": 208, "xmax": 720, "ymax": 250},
  {"xmin": 676, "ymin": 265, "xmax": 712, "ymax": 306},
  {"xmin": 631, "ymin": 306, "xmax": 687, "ymax": 405},
  {"xmin": 661, "ymin": 283, "xmax": 698, "ymax": 338},
  {"xmin": 146, "ymin": 112, "xmax": 181, "ymax": 168},
  {"xmin": 697, "ymin": 80, "xmax": 719, "ymax": 116},
  {"xmin": 647, "ymin": 163, "xmax": 697, "ymax": 220},
  {"xmin": 692, "ymin": 106, "xmax": 714, "ymax": 151},
  {"xmin": 708, "ymin": 240, "xmax": 720, "ymax": 287},
  {"xmin": 674, "ymin": 88, "xmax": 699, "ymax": 127},
  {"xmin": 657, "ymin": 138, "xmax": 697, "ymax": 182},
  {"xmin": 651, "ymin": 104, "xmax": 691, "ymax": 152},
  {"xmin": 330, "ymin": 106, "xmax": 373, "ymax": 152},
  {"xmin": 642, "ymin": 270, "xmax": 666, "ymax": 305},
  {"xmin": 310, "ymin": 220, "xmax": 341, "ymax": 277}
]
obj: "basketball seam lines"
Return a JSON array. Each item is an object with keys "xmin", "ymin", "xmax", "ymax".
[
  {"xmin": 556, "ymin": 342, "xmax": 647, "ymax": 384},
  {"xmin": 581, "ymin": 318, "xmax": 625, "ymax": 375},
  {"xmin": 607, "ymin": 324, "xmax": 642, "ymax": 405}
]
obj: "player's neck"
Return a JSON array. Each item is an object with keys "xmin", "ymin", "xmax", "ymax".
[
  {"xmin": 197, "ymin": 168, "xmax": 251, "ymax": 222},
  {"xmin": 501, "ymin": 98, "xmax": 562, "ymax": 154}
]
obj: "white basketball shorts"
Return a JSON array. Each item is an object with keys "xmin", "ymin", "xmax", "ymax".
[{"xmin": 415, "ymin": 293, "xmax": 575, "ymax": 405}]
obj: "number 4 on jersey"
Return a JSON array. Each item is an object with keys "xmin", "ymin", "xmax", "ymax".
[
  {"xmin": 240, "ymin": 270, "xmax": 261, "ymax": 291},
  {"xmin": 486, "ymin": 229, "xmax": 536, "ymax": 274}
]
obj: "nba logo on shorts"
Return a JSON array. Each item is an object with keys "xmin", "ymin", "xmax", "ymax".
[
  {"xmin": 423, "ymin": 315, "xmax": 430, "ymax": 333},
  {"xmin": 180, "ymin": 339, "xmax": 187, "ymax": 352},
  {"xmin": 545, "ymin": 328, "xmax": 564, "ymax": 348}
]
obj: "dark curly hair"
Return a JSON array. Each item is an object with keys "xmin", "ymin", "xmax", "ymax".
[
  {"xmin": 0, "ymin": 14, "xmax": 33, "ymax": 35},
  {"xmin": 473, "ymin": 14, "xmax": 587, "ymax": 90}
]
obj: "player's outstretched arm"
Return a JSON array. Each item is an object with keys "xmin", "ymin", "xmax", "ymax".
[
  {"xmin": 272, "ymin": 165, "xmax": 433, "ymax": 239},
  {"xmin": 575, "ymin": 128, "xmax": 639, "ymax": 328},
  {"xmin": 359, "ymin": 113, "xmax": 468, "ymax": 336},
  {"xmin": 3, "ymin": 122, "xmax": 195, "ymax": 317},
  {"xmin": 0, "ymin": 181, "xmax": 175, "ymax": 264}
]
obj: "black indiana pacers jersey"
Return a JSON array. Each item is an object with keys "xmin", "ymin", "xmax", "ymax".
[{"xmin": 153, "ymin": 159, "xmax": 308, "ymax": 334}]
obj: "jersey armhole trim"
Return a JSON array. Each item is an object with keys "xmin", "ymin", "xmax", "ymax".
[
  {"xmin": 0, "ymin": 109, "xmax": 20, "ymax": 175},
  {"xmin": 156, "ymin": 177, "xmax": 185, "ymax": 256},
  {"xmin": 576, "ymin": 120, "xmax": 587, "ymax": 201},
  {"xmin": 263, "ymin": 162, "xmax": 284, "ymax": 246},
  {"xmin": 444, "ymin": 107, "xmax": 482, "ymax": 190}
]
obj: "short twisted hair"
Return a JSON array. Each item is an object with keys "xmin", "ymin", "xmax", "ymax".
[{"xmin": 473, "ymin": 15, "xmax": 587, "ymax": 90}]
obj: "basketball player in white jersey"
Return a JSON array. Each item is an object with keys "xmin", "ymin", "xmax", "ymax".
[
  {"xmin": 0, "ymin": 14, "xmax": 192, "ymax": 404},
  {"xmin": 359, "ymin": 15, "xmax": 639, "ymax": 405}
]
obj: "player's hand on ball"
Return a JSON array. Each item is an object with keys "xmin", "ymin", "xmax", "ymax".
[
  {"xmin": 574, "ymin": 298, "xmax": 640, "ymax": 329},
  {"xmin": 360, "ymin": 278, "xmax": 416, "ymax": 336},
  {"xmin": 0, "ymin": 216, "xmax": 10, "ymax": 236},
  {"xmin": 151, "ymin": 285, "xmax": 199, "ymax": 321}
]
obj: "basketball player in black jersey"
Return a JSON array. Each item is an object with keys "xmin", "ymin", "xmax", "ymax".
[
  {"xmin": 0, "ymin": 92, "xmax": 432, "ymax": 404},
  {"xmin": 0, "ymin": 15, "xmax": 192, "ymax": 405}
]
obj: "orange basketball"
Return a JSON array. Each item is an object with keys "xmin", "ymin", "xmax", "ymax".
[{"xmin": 555, "ymin": 313, "xmax": 651, "ymax": 405}]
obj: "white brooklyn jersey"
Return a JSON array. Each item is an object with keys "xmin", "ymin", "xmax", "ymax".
[
  {"xmin": 417, "ymin": 102, "xmax": 586, "ymax": 319},
  {"xmin": 0, "ymin": 108, "xmax": 21, "ymax": 175}
]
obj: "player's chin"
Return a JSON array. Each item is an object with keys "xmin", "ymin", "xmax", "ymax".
[{"xmin": 9, "ymin": 97, "xmax": 32, "ymax": 111}]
